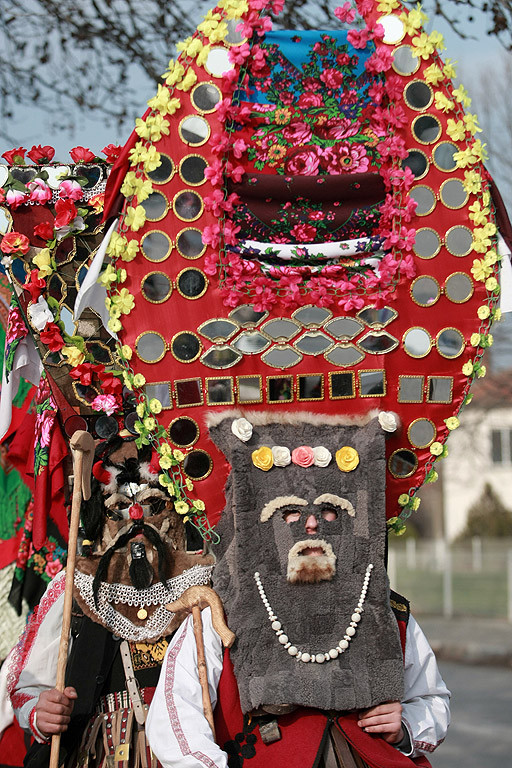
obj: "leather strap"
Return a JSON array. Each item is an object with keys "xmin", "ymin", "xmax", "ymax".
[{"xmin": 119, "ymin": 641, "xmax": 147, "ymax": 726}]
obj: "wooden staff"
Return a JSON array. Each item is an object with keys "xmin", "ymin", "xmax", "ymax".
[
  {"xmin": 50, "ymin": 430, "xmax": 95, "ymax": 768},
  {"xmin": 167, "ymin": 585, "xmax": 235, "ymax": 740}
]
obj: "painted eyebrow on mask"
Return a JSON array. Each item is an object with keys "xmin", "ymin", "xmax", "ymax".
[
  {"xmin": 313, "ymin": 494, "xmax": 355, "ymax": 516},
  {"xmin": 260, "ymin": 495, "xmax": 308, "ymax": 522}
]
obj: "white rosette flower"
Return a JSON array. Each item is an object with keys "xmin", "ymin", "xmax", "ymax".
[
  {"xmin": 271, "ymin": 445, "xmax": 291, "ymax": 467},
  {"xmin": 313, "ymin": 446, "xmax": 332, "ymax": 467},
  {"xmin": 231, "ymin": 417, "xmax": 253, "ymax": 442},
  {"xmin": 378, "ymin": 411, "xmax": 399, "ymax": 433},
  {"xmin": 28, "ymin": 296, "xmax": 54, "ymax": 331}
]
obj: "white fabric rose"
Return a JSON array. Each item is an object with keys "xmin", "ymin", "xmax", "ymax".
[
  {"xmin": 28, "ymin": 296, "xmax": 54, "ymax": 331},
  {"xmin": 378, "ymin": 411, "xmax": 399, "ymax": 433},
  {"xmin": 231, "ymin": 417, "xmax": 253, "ymax": 442},
  {"xmin": 271, "ymin": 446, "xmax": 291, "ymax": 467},
  {"xmin": 313, "ymin": 446, "xmax": 332, "ymax": 467}
]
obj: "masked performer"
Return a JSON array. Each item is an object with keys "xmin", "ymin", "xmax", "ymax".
[{"xmin": 7, "ymin": 439, "xmax": 214, "ymax": 768}]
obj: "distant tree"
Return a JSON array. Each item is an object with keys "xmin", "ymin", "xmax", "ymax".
[
  {"xmin": 457, "ymin": 482, "xmax": 512, "ymax": 538},
  {"xmin": 1, "ymin": 0, "xmax": 512, "ymax": 141}
]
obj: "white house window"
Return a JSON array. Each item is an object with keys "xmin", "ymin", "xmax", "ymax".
[{"xmin": 491, "ymin": 429, "xmax": 512, "ymax": 464}]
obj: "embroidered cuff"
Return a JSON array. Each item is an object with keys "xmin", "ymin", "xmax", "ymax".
[{"xmin": 30, "ymin": 709, "xmax": 50, "ymax": 744}]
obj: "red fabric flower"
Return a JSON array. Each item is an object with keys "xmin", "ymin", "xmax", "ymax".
[
  {"xmin": 69, "ymin": 146, "xmax": 95, "ymax": 163},
  {"xmin": 1, "ymin": 232, "xmax": 30, "ymax": 254},
  {"xmin": 54, "ymin": 198, "xmax": 77, "ymax": 229},
  {"xmin": 39, "ymin": 322, "xmax": 64, "ymax": 352},
  {"xmin": 1, "ymin": 147, "xmax": 27, "ymax": 165},
  {"xmin": 129, "ymin": 503, "xmax": 144, "ymax": 520},
  {"xmin": 33, "ymin": 221, "xmax": 55, "ymax": 241},
  {"xmin": 27, "ymin": 145, "xmax": 56, "ymax": 164},
  {"xmin": 69, "ymin": 363, "xmax": 103, "ymax": 386},
  {"xmin": 99, "ymin": 371, "xmax": 123, "ymax": 395},
  {"xmin": 23, "ymin": 270, "xmax": 45, "ymax": 303},
  {"xmin": 102, "ymin": 144, "xmax": 122, "ymax": 162}
]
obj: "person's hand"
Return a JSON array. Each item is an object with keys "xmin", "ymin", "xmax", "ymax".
[
  {"xmin": 357, "ymin": 701, "xmax": 404, "ymax": 744},
  {"xmin": 34, "ymin": 687, "xmax": 77, "ymax": 737}
]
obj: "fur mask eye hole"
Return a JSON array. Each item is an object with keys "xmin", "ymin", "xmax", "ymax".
[
  {"xmin": 283, "ymin": 509, "xmax": 302, "ymax": 524},
  {"xmin": 321, "ymin": 507, "xmax": 338, "ymax": 522}
]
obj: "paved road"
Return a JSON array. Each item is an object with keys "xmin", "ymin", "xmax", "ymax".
[{"xmin": 429, "ymin": 661, "xmax": 512, "ymax": 768}]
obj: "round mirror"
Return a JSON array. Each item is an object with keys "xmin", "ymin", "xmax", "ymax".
[
  {"xmin": 141, "ymin": 230, "xmax": 172, "ymax": 262},
  {"xmin": 436, "ymin": 328, "xmax": 465, "ymax": 358},
  {"xmin": 64, "ymin": 415, "xmax": 88, "ymax": 438},
  {"xmin": 410, "ymin": 276, "xmax": 440, "ymax": 307},
  {"xmin": 410, "ymin": 186, "xmax": 436, "ymax": 216},
  {"xmin": 440, "ymin": 179, "xmax": 468, "ymax": 210},
  {"xmin": 404, "ymin": 80, "xmax": 433, "ymax": 110},
  {"xmin": 177, "ymin": 228, "xmax": 205, "ymax": 259},
  {"xmin": 180, "ymin": 155, "xmax": 208, "ymax": 186},
  {"xmin": 141, "ymin": 272, "xmax": 172, "ymax": 303},
  {"xmin": 225, "ymin": 17, "xmax": 245, "ymax": 45},
  {"xmin": 147, "ymin": 154, "xmax": 174, "ymax": 184},
  {"xmin": 176, "ymin": 268, "xmax": 208, "ymax": 299},
  {"xmin": 0, "ymin": 165, "xmax": 8, "ymax": 186},
  {"xmin": 171, "ymin": 331, "xmax": 201, "ymax": 362},
  {"xmin": 412, "ymin": 115, "xmax": 442, "ymax": 144},
  {"xmin": 392, "ymin": 45, "xmax": 420, "ymax": 75},
  {"xmin": 179, "ymin": 116, "xmax": 210, "ymax": 146},
  {"xmin": 0, "ymin": 206, "xmax": 13, "ymax": 235},
  {"xmin": 403, "ymin": 327, "xmax": 432, "ymax": 358},
  {"xmin": 402, "ymin": 150, "xmax": 429, "ymax": 179},
  {"xmin": 413, "ymin": 228, "xmax": 441, "ymax": 259},
  {"xmin": 136, "ymin": 332, "xmax": 166, "ymax": 363},
  {"xmin": 388, "ymin": 449, "xmax": 418, "ymax": 478},
  {"xmin": 168, "ymin": 416, "xmax": 199, "ymax": 447},
  {"xmin": 232, "ymin": 331, "xmax": 270, "ymax": 354},
  {"xmin": 173, "ymin": 190, "xmax": 203, "ymax": 221},
  {"xmin": 408, "ymin": 419, "xmax": 436, "ymax": 448},
  {"xmin": 95, "ymin": 415, "xmax": 119, "ymax": 440},
  {"xmin": 205, "ymin": 47, "xmax": 234, "ymax": 77},
  {"xmin": 445, "ymin": 226, "xmax": 473, "ymax": 257},
  {"xmin": 445, "ymin": 272, "xmax": 473, "ymax": 303},
  {"xmin": 183, "ymin": 450, "xmax": 212, "ymax": 480},
  {"xmin": 378, "ymin": 14, "xmax": 405, "ymax": 44},
  {"xmin": 141, "ymin": 191, "xmax": 168, "ymax": 221},
  {"xmin": 191, "ymin": 83, "xmax": 222, "ymax": 113},
  {"xmin": 124, "ymin": 411, "xmax": 140, "ymax": 435},
  {"xmin": 432, "ymin": 142, "xmax": 458, "ymax": 172}
]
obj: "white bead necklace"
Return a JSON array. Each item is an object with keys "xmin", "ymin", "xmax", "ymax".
[{"xmin": 254, "ymin": 563, "xmax": 373, "ymax": 664}]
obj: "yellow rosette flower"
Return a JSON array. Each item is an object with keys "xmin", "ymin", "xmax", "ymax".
[
  {"xmin": 335, "ymin": 446, "xmax": 359, "ymax": 472},
  {"xmin": 252, "ymin": 446, "xmax": 274, "ymax": 471},
  {"xmin": 175, "ymin": 500, "xmax": 189, "ymax": 515}
]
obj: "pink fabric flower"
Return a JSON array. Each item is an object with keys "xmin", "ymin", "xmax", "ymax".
[
  {"xmin": 59, "ymin": 180, "xmax": 84, "ymax": 201},
  {"xmin": 285, "ymin": 147, "xmax": 320, "ymax": 176},
  {"xmin": 320, "ymin": 68, "xmax": 345, "ymax": 89},
  {"xmin": 334, "ymin": 2, "xmax": 356, "ymax": 22},
  {"xmin": 6, "ymin": 189, "xmax": 28, "ymax": 209},
  {"xmin": 282, "ymin": 121, "xmax": 313, "ymax": 145},
  {"xmin": 91, "ymin": 394, "xmax": 118, "ymax": 416},
  {"xmin": 45, "ymin": 560, "xmax": 63, "ymax": 579},
  {"xmin": 28, "ymin": 179, "xmax": 52, "ymax": 204},
  {"xmin": 292, "ymin": 446, "xmax": 315, "ymax": 468}
]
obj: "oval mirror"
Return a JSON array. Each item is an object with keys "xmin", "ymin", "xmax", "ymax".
[
  {"xmin": 141, "ymin": 272, "xmax": 172, "ymax": 303},
  {"xmin": 191, "ymin": 83, "xmax": 222, "ymax": 113},
  {"xmin": 177, "ymin": 228, "xmax": 205, "ymax": 259},
  {"xmin": 141, "ymin": 230, "xmax": 172, "ymax": 262},
  {"xmin": 183, "ymin": 450, "xmax": 212, "ymax": 480},
  {"xmin": 171, "ymin": 332, "xmax": 201, "ymax": 362},
  {"xmin": 95, "ymin": 416, "xmax": 119, "ymax": 440},
  {"xmin": 378, "ymin": 14, "xmax": 405, "ymax": 43},
  {"xmin": 141, "ymin": 191, "xmax": 168, "ymax": 221},
  {"xmin": 436, "ymin": 328, "xmax": 465, "ymax": 358},
  {"xmin": 445, "ymin": 226, "xmax": 473, "ymax": 257},
  {"xmin": 410, "ymin": 186, "xmax": 436, "ymax": 216},
  {"xmin": 432, "ymin": 142, "xmax": 458, "ymax": 171},
  {"xmin": 180, "ymin": 155, "xmax": 207, "ymax": 186},
  {"xmin": 173, "ymin": 190, "xmax": 203, "ymax": 221},
  {"xmin": 392, "ymin": 45, "xmax": 420, "ymax": 75},
  {"xmin": 205, "ymin": 47, "xmax": 234, "ymax": 77},
  {"xmin": 147, "ymin": 154, "xmax": 174, "ymax": 184},
  {"xmin": 176, "ymin": 268, "xmax": 208, "ymax": 299},
  {"xmin": 403, "ymin": 327, "xmax": 432, "ymax": 357},
  {"xmin": 179, "ymin": 116, "xmax": 210, "ymax": 146},
  {"xmin": 388, "ymin": 449, "xmax": 418, "ymax": 478},
  {"xmin": 410, "ymin": 276, "xmax": 440, "ymax": 306},
  {"xmin": 412, "ymin": 115, "xmax": 441, "ymax": 144},
  {"xmin": 136, "ymin": 331, "xmax": 166, "ymax": 363},
  {"xmin": 408, "ymin": 419, "xmax": 436, "ymax": 448},
  {"xmin": 445, "ymin": 272, "xmax": 473, "ymax": 303},
  {"xmin": 169, "ymin": 416, "xmax": 199, "ymax": 447},
  {"xmin": 358, "ymin": 331, "xmax": 399, "ymax": 353},
  {"xmin": 440, "ymin": 179, "xmax": 468, "ymax": 209},
  {"xmin": 402, "ymin": 150, "xmax": 429, "ymax": 179},
  {"xmin": 413, "ymin": 228, "xmax": 441, "ymax": 259},
  {"xmin": 404, "ymin": 80, "xmax": 433, "ymax": 110}
]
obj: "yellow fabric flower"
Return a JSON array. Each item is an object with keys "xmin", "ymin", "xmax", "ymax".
[
  {"xmin": 121, "ymin": 173, "xmax": 153, "ymax": 203},
  {"xmin": 434, "ymin": 92, "xmax": 454, "ymax": 113},
  {"xmin": 61, "ymin": 346, "xmax": 85, "ymax": 367},
  {"xmin": 120, "ymin": 240, "xmax": 140, "ymax": 263},
  {"xmin": 33, "ymin": 248, "xmax": 53, "ymax": 278},
  {"xmin": 194, "ymin": 499, "xmax": 205, "ymax": 511},
  {"xmin": 471, "ymin": 259, "xmax": 493, "ymax": 282},
  {"xmin": 423, "ymin": 64, "xmax": 443, "ymax": 85},
  {"xmin": 463, "ymin": 113, "xmax": 482, "ymax": 135},
  {"xmin": 430, "ymin": 442, "xmax": 443, "ymax": 456},
  {"xmin": 443, "ymin": 59, "xmax": 457, "ymax": 79},
  {"xmin": 165, "ymin": 60, "xmax": 185, "ymax": 86},
  {"xmin": 159, "ymin": 473, "xmax": 173, "ymax": 489},
  {"xmin": 147, "ymin": 86, "xmax": 181, "ymax": 117},
  {"xmin": 477, "ymin": 305, "xmax": 491, "ymax": 320},
  {"xmin": 468, "ymin": 201, "xmax": 490, "ymax": 226},
  {"xmin": 411, "ymin": 497, "xmax": 421, "ymax": 511},
  {"xmin": 476, "ymin": 365, "xmax": 486, "ymax": 378},
  {"xmin": 446, "ymin": 119, "xmax": 465, "ymax": 142},
  {"xmin": 400, "ymin": 4, "xmax": 427, "ymax": 35},
  {"xmin": 121, "ymin": 344, "xmax": 133, "ymax": 360},
  {"xmin": 136, "ymin": 402, "xmax": 146, "ymax": 418},
  {"xmin": 106, "ymin": 232, "xmax": 127, "ymax": 258},
  {"xmin": 159, "ymin": 454, "xmax": 173, "ymax": 470},
  {"xmin": 149, "ymin": 398, "xmax": 162, "ymax": 414},
  {"xmin": 462, "ymin": 361, "xmax": 474, "ymax": 376},
  {"xmin": 452, "ymin": 84, "xmax": 471, "ymax": 107},
  {"xmin": 133, "ymin": 373, "xmax": 146, "ymax": 387},
  {"xmin": 485, "ymin": 276, "xmax": 498, "ymax": 292},
  {"xmin": 173, "ymin": 449, "xmax": 185, "ymax": 462},
  {"xmin": 462, "ymin": 170, "xmax": 482, "ymax": 195},
  {"xmin": 175, "ymin": 500, "xmax": 189, "ymax": 515},
  {"xmin": 109, "ymin": 317, "xmax": 122, "ymax": 333},
  {"xmin": 97, "ymin": 263, "xmax": 118, "ymax": 289},
  {"xmin": 196, "ymin": 45, "xmax": 211, "ymax": 67},
  {"xmin": 160, "ymin": 443, "xmax": 172, "ymax": 456},
  {"xmin": 252, "ymin": 446, "xmax": 274, "ymax": 472},
  {"xmin": 445, "ymin": 416, "xmax": 460, "ymax": 430},
  {"xmin": 111, "ymin": 288, "xmax": 135, "ymax": 315},
  {"xmin": 335, "ymin": 447, "xmax": 359, "ymax": 472},
  {"xmin": 495, "ymin": 308, "xmax": 502, "ymax": 321},
  {"xmin": 411, "ymin": 32, "xmax": 435, "ymax": 59},
  {"xmin": 185, "ymin": 478, "xmax": 194, "ymax": 491},
  {"xmin": 398, "ymin": 493, "xmax": 410, "ymax": 507},
  {"xmin": 454, "ymin": 147, "xmax": 478, "ymax": 169},
  {"xmin": 142, "ymin": 146, "xmax": 161, "ymax": 173},
  {"xmin": 470, "ymin": 333, "xmax": 481, "ymax": 347},
  {"xmin": 377, "ymin": 0, "xmax": 399, "ymax": 12},
  {"xmin": 176, "ymin": 70, "xmax": 198, "ymax": 92},
  {"xmin": 135, "ymin": 114, "xmax": 170, "ymax": 142},
  {"xmin": 124, "ymin": 205, "xmax": 147, "ymax": 232},
  {"xmin": 144, "ymin": 417, "xmax": 156, "ymax": 431}
]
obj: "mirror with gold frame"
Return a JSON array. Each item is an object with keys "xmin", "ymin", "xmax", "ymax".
[
  {"xmin": 170, "ymin": 331, "xmax": 202, "ymax": 362},
  {"xmin": 410, "ymin": 276, "xmax": 440, "ymax": 307},
  {"xmin": 237, "ymin": 375, "xmax": 263, "ymax": 404},
  {"xmin": 206, "ymin": 377, "xmax": 235, "ymax": 405},
  {"xmin": 190, "ymin": 82, "xmax": 222, "ymax": 113},
  {"xmin": 179, "ymin": 155, "xmax": 208, "ymax": 186},
  {"xmin": 325, "ymin": 344, "xmax": 365, "ymax": 367},
  {"xmin": 135, "ymin": 331, "xmax": 167, "ymax": 363},
  {"xmin": 205, "ymin": 47, "xmax": 234, "ymax": 77},
  {"xmin": 408, "ymin": 419, "xmax": 436, "ymax": 448},
  {"xmin": 175, "ymin": 378, "xmax": 203, "ymax": 408},
  {"xmin": 147, "ymin": 154, "xmax": 175, "ymax": 184},
  {"xmin": 398, "ymin": 375, "xmax": 424, "ymax": 403},
  {"xmin": 145, "ymin": 381, "xmax": 173, "ymax": 410},
  {"xmin": 177, "ymin": 228, "xmax": 205, "ymax": 259},
  {"xmin": 392, "ymin": 45, "xmax": 420, "ymax": 76},
  {"xmin": 388, "ymin": 449, "xmax": 418, "ymax": 478},
  {"xmin": 403, "ymin": 79, "xmax": 433, "ymax": 110},
  {"xmin": 359, "ymin": 370, "xmax": 386, "ymax": 397},
  {"xmin": 141, "ymin": 230, "xmax": 172, "ymax": 262},
  {"xmin": 427, "ymin": 376, "xmax": 453, "ymax": 403},
  {"xmin": 413, "ymin": 228, "xmax": 441, "ymax": 260},
  {"xmin": 179, "ymin": 115, "xmax": 211, "ymax": 146},
  {"xmin": 262, "ymin": 345, "xmax": 303, "ymax": 368},
  {"xmin": 173, "ymin": 190, "xmax": 203, "ymax": 221},
  {"xmin": 297, "ymin": 374, "xmax": 324, "ymax": 401},
  {"xmin": 329, "ymin": 372, "xmax": 355, "ymax": 399},
  {"xmin": 267, "ymin": 376, "xmax": 293, "ymax": 403},
  {"xmin": 168, "ymin": 416, "xmax": 200, "ymax": 446},
  {"xmin": 141, "ymin": 272, "xmax": 172, "ymax": 304},
  {"xmin": 183, "ymin": 450, "xmax": 213, "ymax": 480},
  {"xmin": 436, "ymin": 328, "xmax": 465, "ymax": 358},
  {"xmin": 445, "ymin": 272, "xmax": 473, "ymax": 303},
  {"xmin": 403, "ymin": 327, "xmax": 432, "ymax": 358}
]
